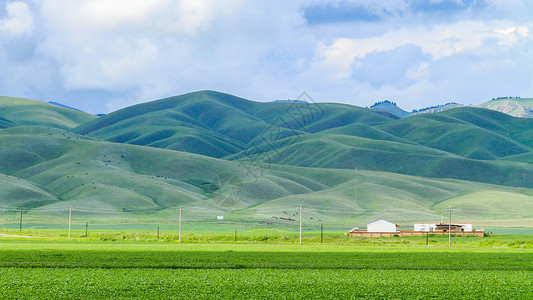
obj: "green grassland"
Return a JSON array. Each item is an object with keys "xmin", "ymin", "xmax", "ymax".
[
  {"xmin": 0, "ymin": 96, "xmax": 96, "ymax": 129},
  {"xmin": 477, "ymin": 97, "xmax": 533, "ymax": 118},
  {"xmin": 1, "ymin": 91, "xmax": 533, "ymax": 229},
  {"xmin": 370, "ymin": 100, "xmax": 410, "ymax": 117},
  {"xmin": 0, "ymin": 240, "xmax": 531, "ymax": 298},
  {"xmin": 1, "ymin": 126, "xmax": 532, "ymax": 227}
]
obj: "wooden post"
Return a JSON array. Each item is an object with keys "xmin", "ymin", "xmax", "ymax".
[
  {"xmin": 157, "ymin": 226, "xmax": 160, "ymax": 241},
  {"xmin": 179, "ymin": 206, "xmax": 182, "ymax": 243},
  {"xmin": 68, "ymin": 206, "xmax": 72, "ymax": 240},
  {"xmin": 426, "ymin": 232, "xmax": 428, "ymax": 246},
  {"xmin": 234, "ymin": 230, "xmax": 237, "ymax": 242},
  {"xmin": 320, "ymin": 223, "xmax": 323, "ymax": 244},
  {"xmin": 85, "ymin": 222, "xmax": 88, "ymax": 237},
  {"xmin": 299, "ymin": 204, "xmax": 302, "ymax": 245},
  {"xmin": 448, "ymin": 205, "xmax": 451, "ymax": 248},
  {"xmin": 19, "ymin": 210, "xmax": 22, "ymax": 232}
]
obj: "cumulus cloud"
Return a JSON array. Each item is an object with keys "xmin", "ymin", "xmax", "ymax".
[
  {"xmin": 0, "ymin": 1, "xmax": 33, "ymax": 38},
  {"xmin": 0, "ymin": 0, "xmax": 532, "ymax": 113}
]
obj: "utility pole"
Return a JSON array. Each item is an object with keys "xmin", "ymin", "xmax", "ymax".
[
  {"xmin": 320, "ymin": 223, "xmax": 323, "ymax": 244},
  {"xmin": 354, "ymin": 168, "xmax": 357, "ymax": 225},
  {"xmin": 19, "ymin": 210, "xmax": 22, "ymax": 232},
  {"xmin": 446, "ymin": 205, "xmax": 455, "ymax": 248},
  {"xmin": 68, "ymin": 206, "xmax": 72, "ymax": 240},
  {"xmin": 85, "ymin": 222, "xmax": 88, "ymax": 237},
  {"xmin": 179, "ymin": 206, "xmax": 182, "ymax": 243},
  {"xmin": 299, "ymin": 204, "xmax": 302, "ymax": 245}
]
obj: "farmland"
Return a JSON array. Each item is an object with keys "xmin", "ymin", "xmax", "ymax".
[{"xmin": 0, "ymin": 238, "xmax": 532, "ymax": 298}]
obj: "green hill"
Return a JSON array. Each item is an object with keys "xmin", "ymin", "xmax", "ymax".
[
  {"xmin": 411, "ymin": 103, "xmax": 464, "ymax": 115},
  {"xmin": 75, "ymin": 91, "xmax": 396, "ymax": 157},
  {"xmin": 1, "ymin": 91, "xmax": 533, "ymax": 228},
  {"xmin": 375, "ymin": 110, "xmax": 532, "ymax": 160},
  {"xmin": 0, "ymin": 96, "xmax": 97, "ymax": 129},
  {"xmin": 0, "ymin": 128, "xmax": 531, "ymax": 226},
  {"xmin": 370, "ymin": 100, "xmax": 410, "ymax": 118},
  {"xmin": 0, "ymin": 116, "xmax": 15, "ymax": 128},
  {"xmin": 477, "ymin": 97, "xmax": 533, "ymax": 118}
]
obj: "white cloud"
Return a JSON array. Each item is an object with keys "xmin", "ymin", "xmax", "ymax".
[
  {"xmin": 0, "ymin": 0, "xmax": 533, "ymax": 114},
  {"xmin": 0, "ymin": 1, "xmax": 33, "ymax": 38},
  {"xmin": 315, "ymin": 20, "xmax": 532, "ymax": 81}
]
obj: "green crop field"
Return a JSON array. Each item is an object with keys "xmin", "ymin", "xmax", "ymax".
[{"xmin": 0, "ymin": 239, "xmax": 531, "ymax": 298}]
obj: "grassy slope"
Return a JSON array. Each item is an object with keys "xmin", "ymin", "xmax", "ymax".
[
  {"xmin": 0, "ymin": 116, "xmax": 15, "ymax": 128},
  {"xmin": 1, "ymin": 92, "xmax": 533, "ymax": 227},
  {"xmin": 75, "ymin": 91, "xmax": 396, "ymax": 157},
  {"xmin": 376, "ymin": 109, "xmax": 532, "ymax": 160},
  {"xmin": 477, "ymin": 97, "xmax": 533, "ymax": 118},
  {"xmin": 370, "ymin": 102, "xmax": 410, "ymax": 118},
  {"xmin": 0, "ymin": 128, "xmax": 532, "ymax": 226},
  {"xmin": 0, "ymin": 96, "xmax": 97, "ymax": 129}
]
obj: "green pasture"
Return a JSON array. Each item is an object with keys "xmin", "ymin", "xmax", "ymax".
[{"xmin": 0, "ymin": 240, "xmax": 532, "ymax": 298}]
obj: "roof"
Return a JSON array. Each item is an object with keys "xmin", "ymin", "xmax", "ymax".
[{"xmin": 367, "ymin": 218, "xmax": 397, "ymax": 225}]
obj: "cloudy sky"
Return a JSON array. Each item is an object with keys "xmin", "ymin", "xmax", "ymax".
[{"xmin": 1, "ymin": 0, "xmax": 532, "ymax": 114}]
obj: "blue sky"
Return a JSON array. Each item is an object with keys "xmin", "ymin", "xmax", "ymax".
[{"xmin": 0, "ymin": 0, "xmax": 532, "ymax": 114}]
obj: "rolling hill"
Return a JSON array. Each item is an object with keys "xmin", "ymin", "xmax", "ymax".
[
  {"xmin": 370, "ymin": 100, "xmax": 410, "ymax": 118},
  {"xmin": 0, "ymin": 96, "xmax": 97, "ymax": 129},
  {"xmin": 74, "ymin": 91, "xmax": 397, "ymax": 157},
  {"xmin": 1, "ymin": 91, "xmax": 532, "ymax": 228},
  {"xmin": 477, "ymin": 97, "xmax": 533, "ymax": 118},
  {"xmin": 0, "ymin": 127, "xmax": 531, "ymax": 227}
]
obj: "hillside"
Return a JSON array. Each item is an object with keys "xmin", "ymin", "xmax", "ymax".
[
  {"xmin": 477, "ymin": 97, "xmax": 533, "ymax": 118},
  {"xmin": 0, "ymin": 91, "xmax": 532, "ymax": 228},
  {"xmin": 75, "ymin": 91, "xmax": 397, "ymax": 157},
  {"xmin": 411, "ymin": 103, "xmax": 463, "ymax": 115},
  {"xmin": 0, "ymin": 96, "xmax": 97, "ymax": 129},
  {"xmin": 0, "ymin": 127, "xmax": 532, "ymax": 227},
  {"xmin": 370, "ymin": 100, "xmax": 410, "ymax": 118}
]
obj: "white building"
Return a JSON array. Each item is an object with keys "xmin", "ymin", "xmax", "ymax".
[
  {"xmin": 414, "ymin": 224, "xmax": 437, "ymax": 232},
  {"xmin": 367, "ymin": 218, "xmax": 398, "ymax": 233},
  {"xmin": 457, "ymin": 223, "xmax": 473, "ymax": 231},
  {"xmin": 414, "ymin": 223, "xmax": 473, "ymax": 232}
]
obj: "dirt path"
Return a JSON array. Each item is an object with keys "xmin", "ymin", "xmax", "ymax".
[{"xmin": 0, "ymin": 233, "xmax": 33, "ymax": 238}]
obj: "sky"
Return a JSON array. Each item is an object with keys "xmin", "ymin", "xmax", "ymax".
[{"xmin": 0, "ymin": 0, "xmax": 532, "ymax": 114}]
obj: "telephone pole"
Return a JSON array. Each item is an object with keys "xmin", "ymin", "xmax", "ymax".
[
  {"xmin": 179, "ymin": 206, "xmax": 182, "ymax": 243},
  {"xmin": 68, "ymin": 206, "xmax": 72, "ymax": 240},
  {"xmin": 299, "ymin": 204, "xmax": 302, "ymax": 245},
  {"xmin": 19, "ymin": 210, "xmax": 23, "ymax": 232},
  {"xmin": 446, "ymin": 206, "xmax": 455, "ymax": 248}
]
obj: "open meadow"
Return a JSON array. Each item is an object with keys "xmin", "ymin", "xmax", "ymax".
[{"xmin": 0, "ymin": 232, "xmax": 532, "ymax": 299}]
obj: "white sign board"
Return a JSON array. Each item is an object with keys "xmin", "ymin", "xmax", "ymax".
[{"xmin": 217, "ymin": 216, "xmax": 224, "ymax": 220}]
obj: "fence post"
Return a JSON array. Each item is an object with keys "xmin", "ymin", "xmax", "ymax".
[{"xmin": 19, "ymin": 210, "xmax": 22, "ymax": 232}]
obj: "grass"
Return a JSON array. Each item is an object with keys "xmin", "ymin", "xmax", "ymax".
[
  {"xmin": 1, "ymin": 92, "xmax": 533, "ymax": 228},
  {"xmin": 1, "ymin": 228, "xmax": 533, "ymax": 248},
  {"xmin": 0, "ymin": 96, "xmax": 96, "ymax": 129},
  {"xmin": 0, "ymin": 240, "xmax": 531, "ymax": 298}
]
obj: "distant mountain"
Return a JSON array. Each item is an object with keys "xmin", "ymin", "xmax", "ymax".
[
  {"xmin": 48, "ymin": 101, "xmax": 85, "ymax": 113},
  {"xmin": 477, "ymin": 97, "xmax": 533, "ymax": 118},
  {"xmin": 271, "ymin": 99, "xmax": 308, "ymax": 104},
  {"xmin": 0, "ymin": 96, "xmax": 97, "ymax": 129},
  {"xmin": 1, "ymin": 91, "xmax": 533, "ymax": 226},
  {"xmin": 370, "ymin": 100, "xmax": 410, "ymax": 118},
  {"xmin": 411, "ymin": 102, "xmax": 463, "ymax": 115},
  {"xmin": 75, "ymin": 90, "xmax": 396, "ymax": 158}
]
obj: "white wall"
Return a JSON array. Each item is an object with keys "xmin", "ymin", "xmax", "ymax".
[
  {"xmin": 367, "ymin": 219, "xmax": 397, "ymax": 232},
  {"xmin": 414, "ymin": 224, "xmax": 437, "ymax": 232}
]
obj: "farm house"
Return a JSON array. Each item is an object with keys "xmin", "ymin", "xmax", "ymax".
[
  {"xmin": 367, "ymin": 218, "xmax": 398, "ymax": 232},
  {"xmin": 350, "ymin": 221, "xmax": 484, "ymax": 237},
  {"xmin": 414, "ymin": 223, "xmax": 473, "ymax": 232}
]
